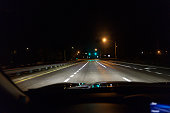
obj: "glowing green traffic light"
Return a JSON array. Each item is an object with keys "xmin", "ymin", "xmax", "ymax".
[
  {"xmin": 94, "ymin": 52, "xmax": 97, "ymax": 55},
  {"xmin": 96, "ymin": 84, "xmax": 100, "ymax": 88},
  {"xmin": 88, "ymin": 53, "xmax": 91, "ymax": 56}
]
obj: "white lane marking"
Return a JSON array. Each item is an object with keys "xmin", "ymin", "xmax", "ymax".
[
  {"xmin": 96, "ymin": 61, "xmax": 107, "ymax": 68},
  {"xmin": 70, "ymin": 61, "xmax": 89, "ymax": 77},
  {"xmin": 114, "ymin": 63, "xmax": 131, "ymax": 68},
  {"xmin": 155, "ymin": 72, "xmax": 162, "ymax": 74},
  {"xmin": 114, "ymin": 63, "xmax": 124, "ymax": 67},
  {"xmin": 146, "ymin": 70, "xmax": 151, "ymax": 72},
  {"xmin": 107, "ymin": 61, "xmax": 146, "ymax": 71},
  {"xmin": 106, "ymin": 61, "xmax": 133, "ymax": 69},
  {"xmin": 70, "ymin": 75, "xmax": 74, "ymax": 77},
  {"xmin": 123, "ymin": 65, "xmax": 130, "ymax": 68},
  {"xmin": 122, "ymin": 77, "xmax": 131, "ymax": 82},
  {"xmin": 64, "ymin": 78, "xmax": 70, "ymax": 82},
  {"xmin": 101, "ymin": 64, "xmax": 106, "ymax": 68},
  {"xmin": 117, "ymin": 64, "xmax": 132, "ymax": 68},
  {"xmin": 144, "ymin": 67, "xmax": 156, "ymax": 70},
  {"xmin": 144, "ymin": 68, "xmax": 149, "ymax": 69}
]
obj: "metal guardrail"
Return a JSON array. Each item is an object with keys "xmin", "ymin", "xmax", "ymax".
[{"xmin": 4, "ymin": 62, "xmax": 71, "ymax": 77}]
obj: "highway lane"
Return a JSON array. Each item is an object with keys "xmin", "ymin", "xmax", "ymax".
[
  {"xmin": 102, "ymin": 60, "xmax": 170, "ymax": 78},
  {"xmin": 14, "ymin": 60, "xmax": 170, "ymax": 91},
  {"xmin": 107, "ymin": 60, "xmax": 170, "ymax": 75},
  {"xmin": 101, "ymin": 61, "xmax": 170, "ymax": 82}
]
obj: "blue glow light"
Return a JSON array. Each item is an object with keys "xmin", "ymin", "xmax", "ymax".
[{"xmin": 150, "ymin": 102, "xmax": 170, "ymax": 113}]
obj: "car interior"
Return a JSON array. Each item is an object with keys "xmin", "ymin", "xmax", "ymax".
[{"xmin": 1, "ymin": 71, "xmax": 170, "ymax": 113}]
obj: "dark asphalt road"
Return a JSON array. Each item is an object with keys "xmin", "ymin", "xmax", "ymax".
[{"xmin": 13, "ymin": 60, "xmax": 170, "ymax": 91}]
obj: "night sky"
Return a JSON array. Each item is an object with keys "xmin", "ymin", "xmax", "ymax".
[{"xmin": 0, "ymin": 0, "xmax": 169, "ymax": 64}]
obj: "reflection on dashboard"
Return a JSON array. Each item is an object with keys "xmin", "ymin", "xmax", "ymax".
[{"xmin": 150, "ymin": 102, "xmax": 170, "ymax": 113}]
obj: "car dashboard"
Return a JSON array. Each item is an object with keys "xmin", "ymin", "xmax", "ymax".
[{"xmin": 24, "ymin": 82, "xmax": 170, "ymax": 113}]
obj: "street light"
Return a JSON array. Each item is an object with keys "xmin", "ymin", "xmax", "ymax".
[
  {"xmin": 77, "ymin": 51, "xmax": 80, "ymax": 54},
  {"xmin": 157, "ymin": 50, "xmax": 161, "ymax": 55},
  {"xmin": 102, "ymin": 38, "xmax": 107, "ymax": 43},
  {"xmin": 95, "ymin": 48, "xmax": 97, "ymax": 51}
]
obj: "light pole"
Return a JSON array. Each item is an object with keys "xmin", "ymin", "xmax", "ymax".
[
  {"xmin": 102, "ymin": 38, "xmax": 117, "ymax": 59},
  {"xmin": 71, "ymin": 47, "xmax": 74, "ymax": 60},
  {"xmin": 115, "ymin": 41, "xmax": 117, "ymax": 58}
]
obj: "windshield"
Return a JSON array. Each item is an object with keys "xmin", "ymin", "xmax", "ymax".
[{"xmin": 0, "ymin": 0, "xmax": 169, "ymax": 91}]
